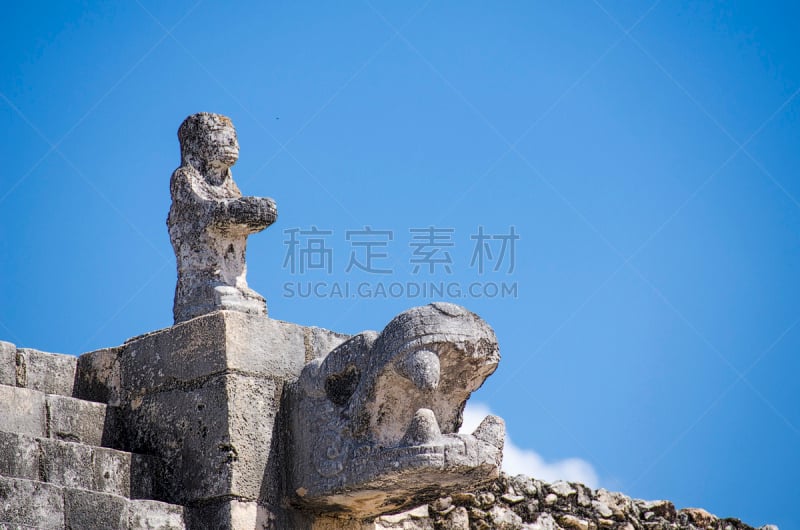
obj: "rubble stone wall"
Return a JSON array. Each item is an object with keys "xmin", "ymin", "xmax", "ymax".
[{"xmin": 372, "ymin": 474, "xmax": 774, "ymax": 530}]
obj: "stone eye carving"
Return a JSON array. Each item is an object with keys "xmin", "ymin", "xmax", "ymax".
[
  {"xmin": 288, "ymin": 302, "xmax": 505, "ymax": 518},
  {"xmin": 396, "ymin": 349, "xmax": 440, "ymax": 391},
  {"xmin": 324, "ymin": 365, "xmax": 360, "ymax": 406}
]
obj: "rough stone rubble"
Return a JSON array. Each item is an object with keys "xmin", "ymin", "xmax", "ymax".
[{"xmin": 374, "ymin": 474, "xmax": 775, "ymax": 530}]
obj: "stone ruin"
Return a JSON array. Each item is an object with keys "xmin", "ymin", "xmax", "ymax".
[{"xmin": 0, "ymin": 113, "xmax": 776, "ymax": 530}]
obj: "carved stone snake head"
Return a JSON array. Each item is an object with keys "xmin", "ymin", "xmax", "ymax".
[{"xmin": 288, "ymin": 302, "xmax": 505, "ymax": 517}]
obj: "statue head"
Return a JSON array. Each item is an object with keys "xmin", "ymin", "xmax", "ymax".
[{"xmin": 178, "ymin": 112, "xmax": 239, "ymax": 177}]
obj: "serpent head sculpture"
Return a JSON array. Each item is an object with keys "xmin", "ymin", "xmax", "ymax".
[{"xmin": 288, "ymin": 302, "xmax": 505, "ymax": 518}]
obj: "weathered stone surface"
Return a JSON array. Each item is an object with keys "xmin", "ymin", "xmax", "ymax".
[
  {"xmin": 226, "ymin": 374, "xmax": 283, "ymax": 500},
  {"xmin": 94, "ymin": 446, "xmax": 133, "ymax": 497},
  {"xmin": 375, "ymin": 506, "xmax": 434, "ymax": 529},
  {"xmin": 130, "ymin": 452, "xmax": 161, "ymax": 501},
  {"xmin": 64, "ymin": 488, "xmax": 127, "ymax": 529},
  {"xmin": 185, "ymin": 499, "xmax": 273, "ymax": 530},
  {"xmin": 128, "ymin": 499, "xmax": 186, "ymax": 530},
  {"xmin": 74, "ymin": 346, "xmax": 121, "ymax": 405},
  {"xmin": 118, "ymin": 312, "xmax": 307, "ymax": 401},
  {"xmin": 377, "ymin": 473, "xmax": 773, "ymax": 530},
  {"xmin": 0, "ymin": 431, "xmax": 39, "ymax": 481},
  {"xmin": 305, "ymin": 326, "xmax": 351, "ymax": 363},
  {"xmin": 289, "ymin": 303, "xmax": 503, "ymax": 518},
  {"xmin": 39, "ymin": 438, "xmax": 95, "ymax": 490},
  {"xmin": 122, "ymin": 371, "xmax": 281, "ymax": 505},
  {"xmin": 46, "ymin": 394, "xmax": 108, "ymax": 445},
  {"xmin": 124, "ymin": 373, "xmax": 232, "ymax": 504},
  {"xmin": 0, "ymin": 341, "xmax": 15, "ymax": 386},
  {"xmin": 15, "ymin": 348, "xmax": 77, "ymax": 396},
  {"xmin": 168, "ymin": 112, "xmax": 277, "ymax": 324},
  {"xmin": 0, "ymin": 385, "xmax": 46, "ymax": 437},
  {"xmin": 0, "ymin": 476, "xmax": 65, "ymax": 529}
]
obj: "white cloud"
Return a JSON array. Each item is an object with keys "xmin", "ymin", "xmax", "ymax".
[{"xmin": 460, "ymin": 402, "xmax": 599, "ymax": 488}]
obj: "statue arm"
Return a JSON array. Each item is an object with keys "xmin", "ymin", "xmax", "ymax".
[
  {"xmin": 210, "ymin": 195, "xmax": 278, "ymax": 233},
  {"xmin": 171, "ymin": 168, "xmax": 277, "ymax": 233}
]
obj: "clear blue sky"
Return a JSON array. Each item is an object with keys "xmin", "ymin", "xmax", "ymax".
[{"xmin": 2, "ymin": 2, "xmax": 798, "ymax": 528}]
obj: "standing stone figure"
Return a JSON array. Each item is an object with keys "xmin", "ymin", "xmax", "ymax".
[{"xmin": 168, "ymin": 112, "xmax": 277, "ymax": 324}]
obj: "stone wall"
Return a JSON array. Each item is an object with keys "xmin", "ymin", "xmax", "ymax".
[{"xmin": 373, "ymin": 474, "xmax": 773, "ymax": 530}]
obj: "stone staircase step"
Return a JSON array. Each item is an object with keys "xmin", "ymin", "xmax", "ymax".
[
  {"xmin": 1, "ymin": 341, "xmax": 121, "ymax": 404},
  {"xmin": 13, "ymin": 347, "xmax": 78, "ymax": 397},
  {"xmin": 0, "ymin": 384, "xmax": 110, "ymax": 444},
  {"xmin": 0, "ymin": 476, "xmax": 64, "ymax": 529},
  {"xmin": 0, "ymin": 431, "xmax": 156, "ymax": 499},
  {"xmin": 0, "ymin": 476, "xmax": 186, "ymax": 529}
]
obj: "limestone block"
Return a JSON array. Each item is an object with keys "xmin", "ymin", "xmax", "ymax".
[
  {"xmin": 75, "ymin": 346, "xmax": 121, "ymax": 405},
  {"xmin": 124, "ymin": 374, "xmax": 232, "ymax": 503},
  {"xmin": 226, "ymin": 374, "xmax": 282, "ymax": 499},
  {"xmin": 128, "ymin": 499, "xmax": 186, "ymax": 530},
  {"xmin": 130, "ymin": 453, "xmax": 161, "ymax": 501},
  {"xmin": 64, "ymin": 488, "xmax": 127, "ymax": 529},
  {"xmin": 94, "ymin": 447, "xmax": 133, "ymax": 497},
  {"xmin": 0, "ymin": 341, "xmax": 15, "ymax": 386},
  {"xmin": 119, "ymin": 312, "xmax": 307, "ymax": 401},
  {"xmin": 124, "ymin": 372, "xmax": 281, "ymax": 505},
  {"xmin": 46, "ymin": 394, "xmax": 108, "ymax": 445},
  {"xmin": 0, "ymin": 476, "xmax": 65, "ymax": 529},
  {"xmin": 223, "ymin": 314, "xmax": 313, "ymax": 379},
  {"xmin": 185, "ymin": 499, "xmax": 260, "ymax": 530},
  {"xmin": 15, "ymin": 348, "xmax": 77, "ymax": 396},
  {"xmin": 120, "ymin": 312, "xmax": 227, "ymax": 397},
  {"xmin": 0, "ymin": 431, "xmax": 39, "ymax": 481},
  {"xmin": 0, "ymin": 385, "xmax": 46, "ymax": 437},
  {"xmin": 39, "ymin": 438, "xmax": 95, "ymax": 490},
  {"xmin": 305, "ymin": 326, "xmax": 350, "ymax": 362}
]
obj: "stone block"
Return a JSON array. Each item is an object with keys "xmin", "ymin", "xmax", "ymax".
[
  {"xmin": 39, "ymin": 438, "xmax": 95, "ymax": 490},
  {"xmin": 64, "ymin": 488, "xmax": 127, "ymax": 530},
  {"xmin": 185, "ymin": 499, "xmax": 264, "ymax": 530},
  {"xmin": 94, "ymin": 447, "xmax": 132, "ymax": 497},
  {"xmin": 0, "ymin": 476, "xmax": 65, "ymax": 529},
  {"xmin": 223, "ymin": 314, "xmax": 312, "ymax": 378},
  {"xmin": 46, "ymin": 393, "xmax": 108, "ymax": 445},
  {"xmin": 0, "ymin": 341, "xmax": 15, "ymax": 386},
  {"xmin": 120, "ymin": 313, "xmax": 228, "ymax": 397},
  {"xmin": 0, "ymin": 385, "xmax": 46, "ymax": 437},
  {"xmin": 124, "ymin": 373, "xmax": 234, "ymax": 504},
  {"xmin": 0, "ymin": 431, "xmax": 39, "ymax": 481},
  {"xmin": 123, "ymin": 372, "xmax": 281, "ymax": 505},
  {"xmin": 74, "ymin": 346, "xmax": 121, "ymax": 405},
  {"xmin": 15, "ymin": 348, "xmax": 77, "ymax": 396},
  {"xmin": 128, "ymin": 499, "xmax": 186, "ymax": 530},
  {"xmin": 119, "ymin": 312, "xmax": 309, "ymax": 400},
  {"xmin": 226, "ymin": 374, "xmax": 282, "ymax": 499},
  {"xmin": 305, "ymin": 326, "xmax": 350, "ymax": 362},
  {"xmin": 130, "ymin": 453, "xmax": 161, "ymax": 500}
]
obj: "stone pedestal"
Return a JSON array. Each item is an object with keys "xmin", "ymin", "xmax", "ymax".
[{"xmin": 111, "ymin": 311, "xmax": 347, "ymax": 528}]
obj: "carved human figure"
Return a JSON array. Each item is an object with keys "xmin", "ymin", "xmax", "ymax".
[{"xmin": 168, "ymin": 112, "xmax": 277, "ymax": 324}]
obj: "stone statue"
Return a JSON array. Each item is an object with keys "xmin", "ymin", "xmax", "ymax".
[
  {"xmin": 168, "ymin": 113, "xmax": 277, "ymax": 324},
  {"xmin": 288, "ymin": 302, "xmax": 505, "ymax": 520}
]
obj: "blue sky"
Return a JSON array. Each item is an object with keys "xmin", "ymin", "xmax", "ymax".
[{"xmin": 1, "ymin": 1, "xmax": 799, "ymax": 527}]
